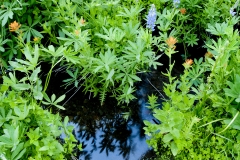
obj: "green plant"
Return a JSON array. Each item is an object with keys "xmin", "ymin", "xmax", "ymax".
[
  {"xmin": 0, "ymin": 44, "xmax": 81, "ymax": 159},
  {"xmin": 147, "ymin": 0, "xmax": 239, "ymax": 59},
  {"xmin": 144, "ymin": 20, "xmax": 240, "ymax": 159},
  {"xmin": 37, "ymin": 1, "xmax": 162, "ymax": 104}
]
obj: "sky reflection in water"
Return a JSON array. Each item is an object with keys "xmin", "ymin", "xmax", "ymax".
[{"xmin": 59, "ymin": 74, "xmax": 161, "ymax": 160}]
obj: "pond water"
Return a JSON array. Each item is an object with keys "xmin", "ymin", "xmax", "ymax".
[{"xmin": 46, "ymin": 68, "xmax": 167, "ymax": 160}]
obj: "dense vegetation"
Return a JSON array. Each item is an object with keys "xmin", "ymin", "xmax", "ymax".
[{"xmin": 0, "ymin": 0, "xmax": 239, "ymax": 159}]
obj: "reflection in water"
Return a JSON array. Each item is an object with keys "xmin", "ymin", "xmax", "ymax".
[
  {"xmin": 63, "ymin": 100, "xmax": 151, "ymax": 160},
  {"xmin": 47, "ymin": 69, "xmax": 163, "ymax": 160},
  {"xmin": 68, "ymin": 119, "xmax": 149, "ymax": 160}
]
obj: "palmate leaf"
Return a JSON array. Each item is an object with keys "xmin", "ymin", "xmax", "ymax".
[
  {"xmin": 42, "ymin": 45, "xmax": 66, "ymax": 57},
  {"xmin": 206, "ymin": 22, "xmax": 231, "ymax": 36},
  {"xmin": 57, "ymin": 29, "xmax": 90, "ymax": 51},
  {"xmin": 117, "ymin": 5, "xmax": 144, "ymax": 19},
  {"xmin": 0, "ymin": 8, "xmax": 13, "ymax": 26},
  {"xmin": 10, "ymin": 45, "xmax": 40, "ymax": 70},
  {"xmin": 13, "ymin": 105, "xmax": 29, "ymax": 120},
  {"xmin": 0, "ymin": 124, "xmax": 20, "ymax": 151},
  {"xmin": 122, "ymin": 22, "xmax": 140, "ymax": 39},
  {"xmin": 123, "ymin": 38, "xmax": 145, "ymax": 62},
  {"xmin": 94, "ymin": 49, "xmax": 117, "ymax": 73},
  {"xmin": 42, "ymin": 93, "xmax": 66, "ymax": 110},
  {"xmin": 63, "ymin": 49, "xmax": 81, "ymax": 64},
  {"xmin": 96, "ymin": 27, "xmax": 125, "ymax": 42}
]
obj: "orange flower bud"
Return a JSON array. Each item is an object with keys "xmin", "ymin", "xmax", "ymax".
[
  {"xmin": 80, "ymin": 19, "xmax": 85, "ymax": 25},
  {"xmin": 180, "ymin": 8, "xmax": 186, "ymax": 14},
  {"xmin": 183, "ymin": 59, "xmax": 193, "ymax": 68},
  {"xmin": 166, "ymin": 36, "xmax": 177, "ymax": 48},
  {"xmin": 9, "ymin": 21, "xmax": 21, "ymax": 32},
  {"xmin": 75, "ymin": 30, "xmax": 80, "ymax": 35},
  {"xmin": 205, "ymin": 51, "xmax": 213, "ymax": 58}
]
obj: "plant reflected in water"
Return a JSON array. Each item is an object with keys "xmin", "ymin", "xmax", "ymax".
[{"xmin": 60, "ymin": 94, "xmax": 149, "ymax": 160}]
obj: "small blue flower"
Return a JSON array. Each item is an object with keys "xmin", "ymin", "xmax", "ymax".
[
  {"xmin": 230, "ymin": 8, "xmax": 236, "ymax": 16},
  {"xmin": 173, "ymin": 0, "xmax": 180, "ymax": 8},
  {"xmin": 146, "ymin": 4, "xmax": 157, "ymax": 31}
]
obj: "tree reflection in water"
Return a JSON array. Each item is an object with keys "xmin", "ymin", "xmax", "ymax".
[{"xmin": 62, "ymin": 96, "xmax": 148, "ymax": 160}]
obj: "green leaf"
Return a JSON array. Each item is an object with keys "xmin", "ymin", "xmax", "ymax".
[
  {"xmin": 9, "ymin": 61, "xmax": 25, "ymax": 71},
  {"xmin": 27, "ymin": 15, "xmax": 32, "ymax": 26},
  {"xmin": 170, "ymin": 141, "xmax": 178, "ymax": 156},
  {"xmin": 51, "ymin": 94, "xmax": 56, "ymax": 102},
  {"xmin": 12, "ymin": 83, "xmax": 31, "ymax": 90},
  {"xmin": 29, "ymin": 67, "xmax": 41, "ymax": 82},
  {"xmin": 11, "ymin": 142, "xmax": 25, "ymax": 160},
  {"xmin": 162, "ymin": 133, "xmax": 173, "ymax": 143},
  {"xmin": 129, "ymin": 74, "xmax": 141, "ymax": 82},
  {"xmin": 43, "ymin": 92, "xmax": 51, "ymax": 103},
  {"xmin": 24, "ymin": 45, "xmax": 33, "ymax": 62},
  {"xmin": 171, "ymin": 128, "xmax": 180, "ymax": 138},
  {"xmin": 64, "ymin": 116, "xmax": 69, "ymax": 127},
  {"xmin": 39, "ymin": 146, "xmax": 49, "ymax": 151},
  {"xmin": 13, "ymin": 126, "xmax": 19, "ymax": 147},
  {"xmin": 1, "ymin": 84, "xmax": 9, "ymax": 92},
  {"xmin": 42, "ymin": 101, "xmax": 51, "ymax": 105},
  {"xmin": 224, "ymin": 112, "xmax": 240, "ymax": 130},
  {"xmin": 94, "ymin": 66, "xmax": 103, "ymax": 73},
  {"xmin": 1, "ymin": 10, "xmax": 13, "ymax": 26},
  {"xmin": 13, "ymin": 148, "xmax": 26, "ymax": 160},
  {"xmin": 54, "ymin": 105, "xmax": 65, "ymax": 110},
  {"xmin": 0, "ymin": 136, "xmax": 12, "ymax": 145},
  {"xmin": 66, "ymin": 69, "xmax": 74, "ymax": 78},
  {"xmin": 33, "ymin": 80, "xmax": 43, "ymax": 100},
  {"xmin": 224, "ymin": 74, "xmax": 240, "ymax": 103},
  {"xmin": 32, "ymin": 45, "xmax": 39, "ymax": 65},
  {"xmin": 54, "ymin": 94, "xmax": 66, "ymax": 104},
  {"xmin": 106, "ymin": 69, "xmax": 114, "ymax": 81},
  {"xmin": 31, "ymin": 28, "xmax": 43, "ymax": 38}
]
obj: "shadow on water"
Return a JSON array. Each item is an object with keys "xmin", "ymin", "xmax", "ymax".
[{"xmin": 42, "ymin": 63, "xmax": 169, "ymax": 160}]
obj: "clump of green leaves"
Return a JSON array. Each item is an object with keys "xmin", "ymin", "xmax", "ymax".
[
  {"xmin": 147, "ymin": 0, "xmax": 239, "ymax": 59},
  {"xmin": 0, "ymin": 44, "xmax": 81, "ymax": 159},
  {"xmin": 144, "ymin": 21, "xmax": 240, "ymax": 159},
  {"xmin": 37, "ymin": 0, "xmax": 162, "ymax": 105}
]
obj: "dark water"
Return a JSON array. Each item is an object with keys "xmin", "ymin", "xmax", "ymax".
[{"xmin": 45, "ymin": 68, "xmax": 166, "ymax": 160}]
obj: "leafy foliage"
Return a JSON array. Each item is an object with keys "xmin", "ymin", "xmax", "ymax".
[
  {"xmin": 0, "ymin": 44, "xmax": 80, "ymax": 159},
  {"xmin": 0, "ymin": 0, "xmax": 239, "ymax": 158},
  {"xmin": 144, "ymin": 21, "xmax": 240, "ymax": 159}
]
